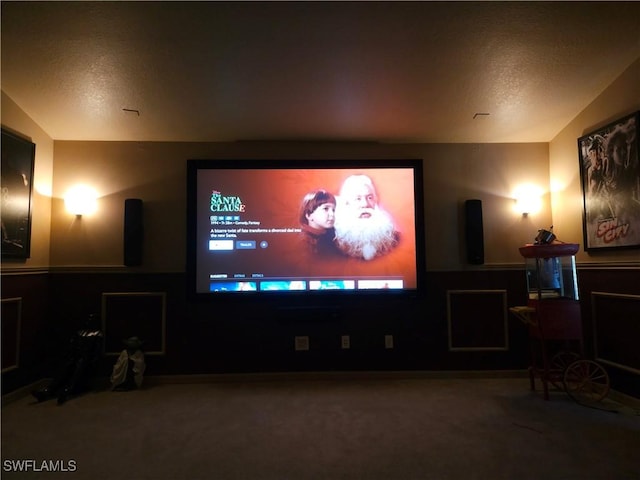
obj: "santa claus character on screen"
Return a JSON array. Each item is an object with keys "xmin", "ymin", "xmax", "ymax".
[{"xmin": 334, "ymin": 174, "xmax": 399, "ymax": 261}]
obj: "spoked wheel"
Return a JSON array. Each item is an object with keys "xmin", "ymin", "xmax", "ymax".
[
  {"xmin": 549, "ymin": 351, "xmax": 581, "ymax": 390},
  {"xmin": 563, "ymin": 360, "xmax": 610, "ymax": 403}
]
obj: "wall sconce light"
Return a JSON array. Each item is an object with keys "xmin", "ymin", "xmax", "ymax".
[
  {"xmin": 65, "ymin": 185, "xmax": 98, "ymax": 216},
  {"xmin": 513, "ymin": 184, "xmax": 542, "ymax": 216}
]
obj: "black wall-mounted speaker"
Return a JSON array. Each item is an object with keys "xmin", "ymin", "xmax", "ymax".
[
  {"xmin": 464, "ymin": 199, "xmax": 484, "ymax": 265},
  {"xmin": 124, "ymin": 198, "xmax": 143, "ymax": 266}
]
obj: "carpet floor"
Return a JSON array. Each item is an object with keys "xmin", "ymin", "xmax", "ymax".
[{"xmin": 2, "ymin": 374, "xmax": 639, "ymax": 480}]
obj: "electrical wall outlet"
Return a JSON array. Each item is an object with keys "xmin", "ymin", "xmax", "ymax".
[
  {"xmin": 341, "ymin": 335, "xmax": 350, "ymax": 349},
  {"xmin": 294, "ymin": 336, "xmax": 309, "ymax": 351},
  {"xmin": 385, "ymin": 334, "xmax": 394, "ymax": 349}
]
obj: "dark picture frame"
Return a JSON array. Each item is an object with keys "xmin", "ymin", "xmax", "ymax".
[
  {"xmin": 1, "ymin": 128, "xmax": 36, "ymax": 259},
  {"xmin": 578, "ymin": 111, "xmax": 640, "ymax": 251}
]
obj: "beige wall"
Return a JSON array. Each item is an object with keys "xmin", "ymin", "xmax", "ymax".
[
  {"xmin": 549, "ymin": 58, "xmax": 640, "ymax": 265},
  {"xmin": 3, "ymin": 89, "xmax": 549, "ymax": 273},
  {"xmin": 50, "ymin": 140, "xmax": 549, "ymax": 271},
  {"xmin": 1, "ymin": 91, "xmax": 53, "ymax": 269},
  {"xmin": 11, "ymin": 53, "xmax": 640, "ymax": 273}
]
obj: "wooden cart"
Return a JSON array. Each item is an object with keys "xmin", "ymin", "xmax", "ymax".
[{"xmin": 510, "ymin": 243, "xmax": 610, "ymax": 401}]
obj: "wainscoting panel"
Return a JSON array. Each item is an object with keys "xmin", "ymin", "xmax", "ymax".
[
  {"xmin": 592, "ymin": 292, "xmax": 640, "ymax": 375},
  {"xmin": 101, "ymin": 292, "xmax": 166, "ymax": 356},
  {"xmin": 1, "ymin": 297, "xmax": 22, "ymax": 373},
  {"xmin": 447, "ymin": 290, "xmax": 508, "ymax": 351}
]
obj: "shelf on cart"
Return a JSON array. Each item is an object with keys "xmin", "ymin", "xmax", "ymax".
[{"xmin": 519, "ymin": 243, "xmax": 579, "ymax": 258}]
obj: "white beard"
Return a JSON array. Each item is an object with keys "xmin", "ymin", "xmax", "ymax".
[{"xmin": 334, "ymin": 206, "xmax": 398, "ymax": 260}]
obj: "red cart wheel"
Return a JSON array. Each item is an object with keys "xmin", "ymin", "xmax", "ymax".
[
  {"xmin": 549, "ymin": 351, "xmax": 581, "ymax": 390},
  {"xmin": 563, "ymin": 360, "xmax": 610, "ymax": 403}
]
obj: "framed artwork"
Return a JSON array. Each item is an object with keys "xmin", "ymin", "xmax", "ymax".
[
  {"xmin": 1, "ymin": 129, "xmax": 36, "ymax": 259},
  {"xmin": 578, "ymin": 111, "xmax": 640, "ymax": 251}
]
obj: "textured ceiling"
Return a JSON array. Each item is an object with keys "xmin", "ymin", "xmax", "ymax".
[{"xmin": 1, "ymin": 1, "xmax": 639, "ymax": 143}]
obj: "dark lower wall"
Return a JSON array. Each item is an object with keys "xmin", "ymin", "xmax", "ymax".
[
  {"xmin": 44, "ymin": 269, "xmax": 532, "ymax": 376},
  {"xmin": 2, "ymin": 268, "xmax": 638, "ymax": 399},
  {"xmin": 576, "ymin": 268, "xmax": 640, "ymax": 398},
  {"xmin": 1, "ymin": 272, "xmax": 50, "ymax": 393}
]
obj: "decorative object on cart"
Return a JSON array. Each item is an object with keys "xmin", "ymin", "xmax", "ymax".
[
  {"xmin": 1, "ymin": 128, "xmax": 35, "ymax": 259},
  {"xmin": 534, "ymin": 226, "xmax": 556, "ymax": 245},
  {"xmin": 510, "ymin": 241, "xmax": 611, "ymax": 402},
  {"xmin": 577, "ymin": 110, "xmax": 640, "ymax": 251}
]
